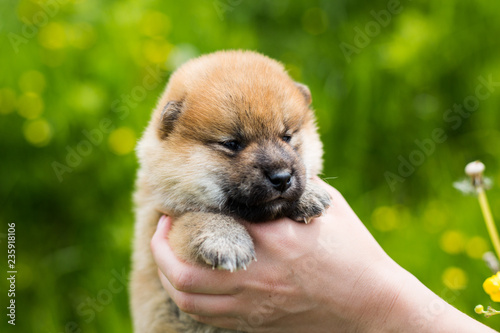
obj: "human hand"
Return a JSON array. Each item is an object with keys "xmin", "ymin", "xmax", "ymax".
[{"xmin": 151, "ymin": 179, "xmax": 496, "ymax": 332}]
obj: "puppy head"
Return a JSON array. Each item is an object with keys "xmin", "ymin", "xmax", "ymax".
[{"xmin": 138, "ymin": 50, "xmax": 322, "ymax": 221}]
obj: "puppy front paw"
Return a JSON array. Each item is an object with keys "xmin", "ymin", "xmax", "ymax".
[
  {"xmin": 198, "ymin": 231, "xmax": 256, "ymax": 272},
  {"xmin": 289, "ymin": 181, "xmax": 331, "ymax": 223},
  {"xmin": 169, "ymin": 212, "xmax": 257, "ymax": 272},
  {"xmin": 186, "ymin": 213, "xmax": 256, "ymax": 272}
]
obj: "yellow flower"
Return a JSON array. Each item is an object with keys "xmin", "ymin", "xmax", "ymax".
[{"xmin": 483, "ymin": 272, "xmax": 500, "ymax": 302}]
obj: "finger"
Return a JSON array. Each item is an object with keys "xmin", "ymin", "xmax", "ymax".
[
  {"xmin": 151, "ymin": 215, "xmax": 244, "ymax": 295},
  {"xmin": 157, "ymin": 267, "xmax": 241, "ymax": 317}
]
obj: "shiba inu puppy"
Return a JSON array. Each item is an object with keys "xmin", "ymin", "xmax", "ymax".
[{"xmin": 131, "ymin": 50, "xmax": 330, "ymax": 332}]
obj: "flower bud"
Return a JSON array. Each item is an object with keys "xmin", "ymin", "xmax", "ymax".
[{"xmin": 465, "ymin": 161, "xmax": 485, "ymax": 177}]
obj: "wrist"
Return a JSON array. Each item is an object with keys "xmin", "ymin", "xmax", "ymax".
[
  {"xmin": 366, "ymin": 263, "xmax": 496, "ymax": 333},
  {"xmin": 361, "ymin": 262, "xmax": 450, "ymax": 333},
  {"xmin": 347, "ymin": 259, "xmax": 410, "ymax": 332}
]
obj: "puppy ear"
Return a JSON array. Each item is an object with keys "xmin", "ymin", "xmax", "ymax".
[
  {"xmin": 158, "ymin": 101, "xmax": 183, "ymax": 139},
  {"xmin": 295, "ymin": 82, "xmax": 312, "ymax": 106}
]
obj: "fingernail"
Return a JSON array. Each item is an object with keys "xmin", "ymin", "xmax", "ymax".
[{"xmin": 157, "ymin": 215, "xmax": 167, "ymax": 230}]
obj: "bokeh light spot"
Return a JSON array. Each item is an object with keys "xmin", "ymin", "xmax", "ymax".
[
  {"xmin": 23, "ymin": 118, "xmax": 52, "ymax": 147},
  {"xmin": 439, "ymin": 230, "xmax": 465, "ymax": 255},
  {"xmin": 0, "ymin": 89, "xmax": 17, "ymax": 115},
  {"xmin": 442, "ymin": 267, "xmax": 468, "ymax": 290},
  {"xmin": 108, "ymin": 127, "xmax": 136, "ymax": 155},
  {"xmin": 17, "ymin": 92, "xmax": 44, "ymax": 119},
  {"xmin": 465, "ymin": 236, "xmax": 489, "ymax": 259},
  {"xmin": 371, "ymin": 206, "xmax": 400, "ymax": 232},
  {"xmin": 143, "ymin": 38, "xmax": 173, "ymax": 64},
  {"xmin": 301, "ymin": 8, "xmax": 329, "ymax": 35},
  {"xmin": 67, "ymin": 83, "xmax": 106, "ymax": 114},
  {"xmin": 141, "ymin": 11, "xmax": 171, "ymax": 37},
  {"xmin": 38, "ymin": 22, "xmax": 67, "ymax": 49},
  {"xmin": 381, "ymin": 12, "xmax": 434, "ymax": 69},
  {"xmin": 19, "ymin": 70, "xmax": 46, "ymax": 94}
]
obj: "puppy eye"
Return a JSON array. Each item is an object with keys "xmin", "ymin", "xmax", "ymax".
[
  {"xmin": 282, "ymin": 135, "xmax": 292, "ymax": 143},
  {"xmin": 220, "ymin": 140, "xmax": 242, "ymax": 151}
]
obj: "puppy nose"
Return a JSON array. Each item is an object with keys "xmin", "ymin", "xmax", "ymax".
[{"xmin": 267, "ymin": 171, "xmax": 292, "ymax": 192}]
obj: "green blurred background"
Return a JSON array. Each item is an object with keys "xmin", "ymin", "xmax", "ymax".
[{"xmin": 1, "ymin": 0, "xmax": 500, "ymax": 331}]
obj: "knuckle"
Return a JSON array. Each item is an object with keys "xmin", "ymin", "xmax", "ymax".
[
  {"xmin": 171, "ymin": 269, "xmax": 195, "ymax": 292},
  {"xmin": 175, "ymin": 294, "xmax": 198, "ymax": 314}
]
